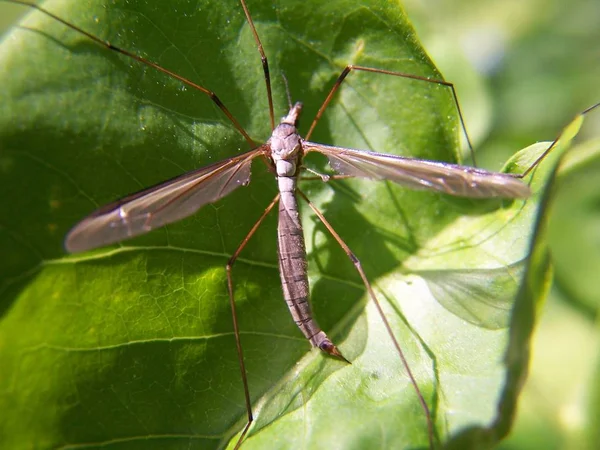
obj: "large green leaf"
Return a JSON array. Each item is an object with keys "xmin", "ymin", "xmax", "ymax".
[{"xmin": 0, "ymin": 0, "xmax": 571, "ymax": 448}]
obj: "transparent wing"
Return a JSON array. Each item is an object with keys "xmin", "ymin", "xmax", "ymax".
[
  {"xmin": 304, "ymin": 142, "xmax": 531, "ymax": 199},
  {"xmin": 65, "ymin": 148, "xmax": 264, "ymax": 253}
]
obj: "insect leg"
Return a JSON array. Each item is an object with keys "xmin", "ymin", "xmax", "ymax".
[
  {"xmin": 238, "ymin": 0, "xmax": 275, "ymax": 129},
  {"xmin": 517, "ymin": 102, "xmax": 600, "ymax": 178},
  {"xmin": 5, "ymin": 0, "xmax": 255, "ymax": 146},
  {"xmin": 225, "ymin": 193, "xmax": 280, "ymax": 449},
  {"xmin": 296, "ymin": 189, "xmax": 435, "ymax": 450},
  {"xmin": 305, "ymin": 64, "xmax": 473, "ymax": 165}
]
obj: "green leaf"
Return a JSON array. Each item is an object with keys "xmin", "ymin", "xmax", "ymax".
[
  {"xmin": 548, "ymin": 137, "xmax": 600, "ymax": 313},
  {"xmin": 0, "ymin": 0, "xmax": 576, "ymax": 448}
]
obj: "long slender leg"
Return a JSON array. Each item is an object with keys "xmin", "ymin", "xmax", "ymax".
[
  {"xmin": 6, "ymin": 0, "xmax": 255, "ymax": 147},
  {"xmin": 225, "ymin": 194, "xmax": 280, "ymax": 449},
  {"xmin": 516, "ymin": 102, "xmax": 600, "ymax": 178},
  {"xmin": 239, "ymin": 0, "xmax": 275, "ymax": 130},
  {"xmin": 305, "ymin": 64, "xmax": 474, "ymax": 164},
  {"xmin": 296, "ymin": 189, "xmax": 435, "ymax": 450}
]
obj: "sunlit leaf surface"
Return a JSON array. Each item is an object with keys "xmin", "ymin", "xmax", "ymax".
[{"xmin": 0, "ymin": 0, "xmax": 575, "ymax": 448}]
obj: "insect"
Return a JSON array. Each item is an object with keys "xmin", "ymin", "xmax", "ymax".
[{"xmin": 1, "ymin": 0, "xmax": 597, "ymax": 449}]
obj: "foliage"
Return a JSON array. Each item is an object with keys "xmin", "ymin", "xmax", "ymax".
[{"xmin": 0, "ymin": 0, "xmax": 597, "ymax": 448}]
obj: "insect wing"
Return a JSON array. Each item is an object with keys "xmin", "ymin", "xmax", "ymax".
[
  {"xmin": 65, "ymin": 149, "xmax": 264, "ymax": 253},
  {"xmin": 305, "ymin": 142, "xmax": 531, "ymax": 199}
]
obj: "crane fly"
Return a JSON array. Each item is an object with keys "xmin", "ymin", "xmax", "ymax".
[{"xmin": 2, "ymin": 0, "xmax": 598, "ymax": 449}]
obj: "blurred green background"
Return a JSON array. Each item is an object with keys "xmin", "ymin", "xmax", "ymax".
[
  {"xmin": 2, "ymin": 0, "xmax": 599, "ymax": 448},
  {"xmin": 402, "ymin": 0, "xmax": 600, "ymax": 449}
]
